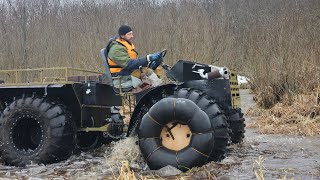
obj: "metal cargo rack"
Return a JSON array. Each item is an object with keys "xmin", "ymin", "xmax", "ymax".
[{"xmin": 0, "ymin": 67, "xmax": 104, "ymax": 86}]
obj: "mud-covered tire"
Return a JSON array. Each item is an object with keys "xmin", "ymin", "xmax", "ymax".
[
  {"xmin": 0, "ymin": 95, "xmax": 76, "ymax": 166},
  {"xmin": 227, "ymin": 108, "xmax": 245, "ymax": 144},
  {"xmin": 175, "ymin": 88, "xmax": 230, "ymax": 162},
  {"xmin": 139, "ymin": 98, "xmax": 214, "ymax": 171}
]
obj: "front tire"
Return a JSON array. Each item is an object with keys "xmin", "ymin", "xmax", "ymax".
[
  {"xmin": 0, "ymin": 95, "xmax": 76, "ymax": 166},
  {"xmin": 139, "ymin": 98, "xmax": 214, "ymax": 171},
  {"xmin": 175, "ymin": 88, "xmax": 230, "ymax": 162}
]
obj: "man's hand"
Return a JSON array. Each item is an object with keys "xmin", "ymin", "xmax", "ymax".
[
  {"xmin": 147, "ymin": 52, "xmax": 162, "ymax": 69},
  {"xmin": 147, "ymin": 52, "xmax": 161, "ymax": 62}
]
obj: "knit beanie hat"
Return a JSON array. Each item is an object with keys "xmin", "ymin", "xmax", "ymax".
[{"xmin": 118, "ymin": 25, "xmax": 132, "ymax": 36}]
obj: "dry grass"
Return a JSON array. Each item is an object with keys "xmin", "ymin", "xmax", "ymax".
[
  {"xmin": 253, "ymin": 156, "xmax": 265, "ymax": 180},
  {"xmin": 252, "ymin": 156, "xmax": 295, "ymax": 180},
  {"xmin": 115, "ymin": 160, "xmax": 192, "ymax": 180},
  {"xmin": 247, "ymin": 93, "xmax": 320, "ymax": 136},
  {"xmin": 117, "ymin": 161, "xmax": 138, "ymax": 180},
  {"xmin": 106, "ymin": 137, "xmax": 142, "ymax": 166}
]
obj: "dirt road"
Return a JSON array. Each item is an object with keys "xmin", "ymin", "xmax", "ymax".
[{"xmin": 0, "ymin": 89, "xmax": 319, "ymax": 179}]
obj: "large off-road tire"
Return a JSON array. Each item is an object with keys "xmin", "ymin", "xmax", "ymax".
[
  {"xmin": 0, "ymin": 95, "xmax": 76, "ymax": 166},
  {"xmin": 175, "ymin": 88, "xmax": 230, "ymax": 162},
  {"xmin": 227, "ymin": 108, "xmax": 245, "ymax": 144},
  {"xmin": 139, "ymin": 98, "xmax": 214, "ymax": 171}
]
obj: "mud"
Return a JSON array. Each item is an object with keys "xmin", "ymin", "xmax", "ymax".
[{"xmin": 0, "ymin": 89, "xmax": 319, "ymax": 179}]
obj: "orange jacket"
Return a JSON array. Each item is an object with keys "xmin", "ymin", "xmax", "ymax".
[{"xmin": 107, "ymin": 38, "xmax": 137, "ymax": 73}]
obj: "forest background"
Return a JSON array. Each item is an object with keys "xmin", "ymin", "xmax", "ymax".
[{"xmin": 0, "ymin": 0, "xmax": 319, "ymax": 108}]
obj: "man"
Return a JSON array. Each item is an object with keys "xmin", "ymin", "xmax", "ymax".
[{"xmin": 106, "ymin": 25, "xmax": 162, "ymax": 89}]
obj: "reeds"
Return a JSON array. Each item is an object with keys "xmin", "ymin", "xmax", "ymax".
[
  {"xmin": 253, "ymin": 156, "xmax": 265, "ymax": 180},
  {"xmin": 247, "ymin": 93, "xmax": 320, "ymax": 136}
]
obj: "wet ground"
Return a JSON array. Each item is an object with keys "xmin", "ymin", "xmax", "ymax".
[
  {"xmin": 225, "ymin": 89, "xmax": 320, "ymax": 179},
  {"xmin": 0, "ymin": 89, "xmax": 319, "ymax": 179}
]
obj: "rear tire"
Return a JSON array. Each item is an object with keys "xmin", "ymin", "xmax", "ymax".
[
  {"xmin": 227, "ymin": 108, "xmax": 245, "ymax": 144},
  {"xmin": 0, "ymin": 95, "xmax": 76, "ymax": 166}
]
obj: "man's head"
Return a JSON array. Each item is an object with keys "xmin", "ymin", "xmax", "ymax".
[{"xmin": 118, "ymin": 25, "xmax": 134, "ymax": 42}]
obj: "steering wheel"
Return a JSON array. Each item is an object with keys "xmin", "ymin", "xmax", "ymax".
[
  {"xmin": 148, "ymin": 49, "xmax": 167, "ymax": 70},
  {"xmin": 160, "ymin": 49, "xmax": 167, "ymax": 58}
]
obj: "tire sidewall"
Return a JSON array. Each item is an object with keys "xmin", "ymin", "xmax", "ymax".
[
  {"xmin": 1, "ymin": 106, "xmax": 50, "ymax": 164},
  {"xmin": 139, "ymin": 97, "xmax": 214, "ymax": 171},
  {"xmin": 0, "ymin": 97, "xmax": 76, "ymax": 166}
]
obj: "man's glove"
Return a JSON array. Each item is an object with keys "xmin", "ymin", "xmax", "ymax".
[
  {"xmin": 147, "ymin": 52, "xmax": 162, "ymax": 70},
  {"xmin": 148, "ymin": 52, "xmax": 161, "ymax": 61}
]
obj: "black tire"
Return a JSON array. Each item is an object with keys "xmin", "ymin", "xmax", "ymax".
[
  {"xmin": 227, "ymin": 108, "xmax": 245, "ymax": 144},
  {"xmin": 175, "ymin": 88, "xmax": 230, "ymax": 162},
  {"xmin": 0, "ymin": 95, "xmax": 76, "ymax": 166},
  {"xmin": 139, "ymin": 98, "xmax": 214, "ymax": 171}
]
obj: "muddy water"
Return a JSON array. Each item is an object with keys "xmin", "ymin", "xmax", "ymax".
[
  {"xmin": 0, "ymin": 89, "xmax": 319, "ymax": 179},
  {"xmin": 224, "ymin": 89, "xmax": 320, "ymax": 179}
]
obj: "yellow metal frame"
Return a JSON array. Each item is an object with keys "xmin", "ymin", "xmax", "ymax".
[
  {"xmin": 0, "ymin": 67, "xmax": 103, "ymax": 86},
  {"xmin": 115, "ymin": 77, "xmax": 136, "ymax": 118},
  {"xmin": 229, "ymin": 70, "xmax": 240, "ymax": 108},
  {"xmin": 79, "ymin": 124, "xmax": 110, "ymax": 132}
]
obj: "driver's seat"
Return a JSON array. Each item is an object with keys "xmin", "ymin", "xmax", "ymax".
[
  {"xmin": 100, "ymin": 48, "xmax": 113, "ymax": 86},
  {"xmin": 100, "ymin": 48, "xmax": 136, "ymax": 117},
  {"xmin": 100, "ymin": 48, "xmax": 133, "ymax": 92}
]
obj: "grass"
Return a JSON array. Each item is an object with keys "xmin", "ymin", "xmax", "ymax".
[
  {"xmin": 253, "ymin": 156, "xmax": 265, "ymax": 180},
  {"xmin": 253, "ymin": 156, "xmax": 297, "ymax": 180},
  {"xmin": 117, "ymin": 161, "xmax": 138, "ymax": 180},
  {"xmin": 247, "ymin": 92, "xmax": 320, "ymax": 136}
]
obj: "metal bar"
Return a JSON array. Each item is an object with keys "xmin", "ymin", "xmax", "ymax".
[
  {"xmin": 122, "ymin": 94, "xmax": 126, "ymax": 116},
  {"xmin": 128, "ymin": 94, "xmax": 131, "ymax": 114},
  {"xmin": 15, "ymin": 71, "xmax": 18, "ymax": 83},
  {"xmin": 0, "ymin": 67, "xmax": 103, "ymax": 74},
  {"xmin": 78, "ymin": 124, "xmax": 110, "ymax": 132},
  {"xmin": 67, "ymin": 68, "xmax": 104, "ymax": 74},
  {"xmin": 119, "ymin": 77, "xmax": 123, "ymax": 94},
  {"xmin": 65, "ymin": 67, "xmax": 68, "ymax": 81},
  {"xmin": 81, "ymin": 106, "xmax": 83, "ymax": 127},
  {"xmin": 0, "ymin": 67, "xmax": 66, "ymax": 72},
  {"xmin": 81, "ymin": 104, "xmax": 113, "ymax": 108},
  {"xmin": 0, "ymin": 82, "xmax": 74, "ymax": 87},
  {"xmin": 40, "ymin": 70, "xmax": 43, "ymax": 83}
]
